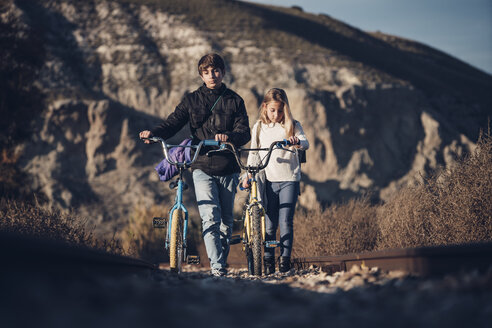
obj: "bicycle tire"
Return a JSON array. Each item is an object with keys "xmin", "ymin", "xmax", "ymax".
[
  {"xmin": 251, "ymin": 205, "xmax": 262, "ymax": 276},
  {"xmin": 169, "ymin": 209, "xmax": 184, "ymax": 273},
  {"xmin": 246, "ymin": 247, "xmax": 254, "ymax": 275},
  {"xmin": 242, "ymin": 218, "xmax": 254, "ymax": 275}
]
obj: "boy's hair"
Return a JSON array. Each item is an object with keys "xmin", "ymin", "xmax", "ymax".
[
  {"xmin": 198, "ymin": 53, "xmax": 225, "ymax": 76},
  {"xmin": 260, "ymin": 88, "xmax": 295, "ymax": 138}
]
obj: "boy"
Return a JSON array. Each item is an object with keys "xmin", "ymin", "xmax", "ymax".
[{"xmin": 139, "ymin": 53, "xmax": 250, "ymax": 276}]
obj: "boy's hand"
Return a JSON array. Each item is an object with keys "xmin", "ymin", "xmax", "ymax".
[
  {"xmin": 215, "ymin": 134, "xmax": 229, "ymax": 142},
  {"xmin": 139, "ymin": 130, "xmax": 153, "ymax": 144},
  {"xmin": 242, "ymin": 178, "xmax": 250, "ymax": 189}
]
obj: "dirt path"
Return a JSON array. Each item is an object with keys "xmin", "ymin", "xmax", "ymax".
[{"xmin": 2, "ymin": 263, "xmax": 491, "ymax": 328}]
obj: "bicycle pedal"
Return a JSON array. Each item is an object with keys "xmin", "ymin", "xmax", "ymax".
[
  {"xmin": 264, "ymin": 240, "xmax": 280, "ymax": 248},
  {"xmin": 152, "ymin": 217, "xmax": 167, "ymax": 229},
  {"xmin": 229, "ymin": 235, "xmax": 242, "ymax": 245},
  {"xmin": 186, "ymin": 255, "xmax": 200, "ymax": 265}
]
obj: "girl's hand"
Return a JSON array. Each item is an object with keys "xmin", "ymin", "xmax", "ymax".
[
  {"xmin": 288, "ymin": 136, "xmax": 299, "ymax": 145},
  {"xmin": 139, "ymin": 130, "xmax": 153, "ymax": 144},
  {"xmin": 242, "ymin": 178, "xmax": 250, "ymax": 189}
]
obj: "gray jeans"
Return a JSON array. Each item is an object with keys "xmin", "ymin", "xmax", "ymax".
[
  {"xmin": 193, "ymin": 169, "xmax": 239, "ymax": 270},
  {"xmin": 264, "ymin": 180, "xmax": 300, "ymax": 258}
]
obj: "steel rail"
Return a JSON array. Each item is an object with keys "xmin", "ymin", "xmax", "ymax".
[
  {"xmin": 292, "ymin": 242, "xmax": 492, "ymax": 276},
  {"xmin": 0, "ymin": 231, "xmax": 156, "ymax": 275}
]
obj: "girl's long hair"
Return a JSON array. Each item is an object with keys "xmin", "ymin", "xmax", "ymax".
[{"xmin": 259, "ymin": 88, "xmax": 295, "ymax": 138}]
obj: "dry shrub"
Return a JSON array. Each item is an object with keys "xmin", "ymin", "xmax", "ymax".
[
  {"xmin": 294, "ymin": 132, "xmax": 491, "ymax": 256},
  {"xmin": 376, "ymin": 186, "xmax": 434, "ymax": 249},
  {"xmin": 378, "ymin": 132, "xmax": 492, "ymax": 249},
  {"xmin": 293, "ymin": 197, "xmax": 378, "ymax": 257},
  {"xmin": 0, "ymin": 199, "xmax": 122, "ymax": 253},
  {"xmin": 119, "ymin": 204, "xmax": 169, "ymax": 262},
  {"xmin": 120, "ymin": 204, "xmax": 203, "ymax": 263}
]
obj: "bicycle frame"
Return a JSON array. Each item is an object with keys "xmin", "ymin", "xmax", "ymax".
[
  {"xmin": 242, "ymin": 178, "xmax": 266, "ymax": 251},
  {"xmin": 165, "ymin": 167, "xmax": 189, "ymax": 252}
]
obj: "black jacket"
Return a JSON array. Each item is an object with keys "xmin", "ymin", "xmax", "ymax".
[{"xmin": 151, "ymin": 84, "xmax": 251, "ymax": 176}]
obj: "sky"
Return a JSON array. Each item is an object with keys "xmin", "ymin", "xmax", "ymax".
[{"xmin": 245, "ymin": 0, "xmax": 492, "ymax": 75}]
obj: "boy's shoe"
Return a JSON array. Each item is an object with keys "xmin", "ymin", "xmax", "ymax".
[
  {"xmin": 264, "ymin": 256, "xmax": 275, "ymax": 275},
  {"xmin": 211, "ymin": 268, "xmax": 227, "ymax": 277},
  {"xmin": 279, "ymin": 256, "xmax": 291, "ymax": 273}
]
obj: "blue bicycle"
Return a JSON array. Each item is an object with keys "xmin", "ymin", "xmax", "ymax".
[{"xmin": 142, "ymin": 136, "xmax": 218, "ymax": 273}]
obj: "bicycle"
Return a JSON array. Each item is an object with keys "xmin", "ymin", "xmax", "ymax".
[
  {"xmin": 209, "ymin": 140, "xmax": 294, "ymax": 276},
  {"xmin": 142, "ymin": 136, "xmax": 218, "ymax": 274}
]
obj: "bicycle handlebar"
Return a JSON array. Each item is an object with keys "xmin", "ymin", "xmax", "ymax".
[
  {"xmin": 141, "ymin": 136, "xmax": 218, "ymax": 168},
  {"xmin": 212, "ymin": 139, "xmax": 294, "ymax": 172},
  {"xmin": 142, "ymin": 136, "xmax": 295, "ymax": 172}
]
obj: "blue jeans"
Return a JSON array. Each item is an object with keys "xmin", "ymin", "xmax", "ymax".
[
  {"xmin": 193, "ymin": 169, "xmax": 239, "ymax": 270},
  {"xmin": 264, "ymin": 181, "xmax": 300, "ymax": 258}
]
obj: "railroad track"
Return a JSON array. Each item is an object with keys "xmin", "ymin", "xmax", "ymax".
[
  {"xmin": 3, "ymin": 231, "xmax": 490, "ymax": 277},
  {"xmin": 292, "ymin": 242, "xmax": 492, "ymax": 276},
  {"xmin": 0, "ymin": 231, "xmax": 156, "ymax": 276}
]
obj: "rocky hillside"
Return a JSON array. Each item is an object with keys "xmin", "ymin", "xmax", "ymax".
[{"xmin": 2, "ymin": 0, "xmax": 491, "ymax": 234}]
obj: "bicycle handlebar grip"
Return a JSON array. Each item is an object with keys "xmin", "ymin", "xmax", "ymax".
[
  {"xmin": 203, "ymin": 140, "xmax": 220, "ymax": 147},
  {"xmin": 276, "ymin": 139, "xmax": 292, "ymax": 147},
  {"xmin": 141, "ymin": 136, "xmax": 159, "ymax": 143}
]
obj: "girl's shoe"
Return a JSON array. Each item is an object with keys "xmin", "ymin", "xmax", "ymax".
[
  {"xmin": 264, "ymin": 256, "xmax": 275, "ymax": 275},
  {"xmin": 279, "ymin": 256, "xmax": 291, "ymax": 273}
]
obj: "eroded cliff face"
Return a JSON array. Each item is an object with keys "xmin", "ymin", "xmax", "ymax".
[{"xmin": 3, "ymin": 0, "xmax": 485, "ymax": 233}]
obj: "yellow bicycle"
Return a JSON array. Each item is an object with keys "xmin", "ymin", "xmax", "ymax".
[{"xmin": 213, "ymin": 140, "xmax": 292, "ymax": 276}]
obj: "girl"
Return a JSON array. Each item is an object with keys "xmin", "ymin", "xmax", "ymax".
[{"xmin": 242, "ymin": 88, "xmax": 309, "ymax": 274}]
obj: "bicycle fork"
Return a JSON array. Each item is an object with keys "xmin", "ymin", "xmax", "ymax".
[
  {"xmin": 165, "ymin": 178, "xmax": 189, "ymax": 255},
  {"xmin": 243, "ymin": 180, "xmax": 267, "ymax": 247},
  {"xmin": 244, "ymin": 205, "xmax": 280, "ymax": 249}
]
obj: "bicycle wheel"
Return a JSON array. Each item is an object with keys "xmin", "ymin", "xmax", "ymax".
[
  {"xmin": 169, "ymin": 209, "xmax": 184, "ymax": 273},
  {"xmin": 251, "ymin": 205, "xmax": 262, "ymax": 276}
]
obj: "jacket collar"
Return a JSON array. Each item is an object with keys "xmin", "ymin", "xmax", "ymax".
[{"xmin": 200, "ymin": 83, "xmax": 227, "ymax": 95}]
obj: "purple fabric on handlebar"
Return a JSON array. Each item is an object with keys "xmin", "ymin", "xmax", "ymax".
[{"xmin": 155, "ymin": 138, "xmax": 192, "ymax": 181}]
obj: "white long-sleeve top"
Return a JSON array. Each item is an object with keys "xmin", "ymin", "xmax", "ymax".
[{"xmin": 246, "ymin": 120, "xmax": 309, "ymax": 182}]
